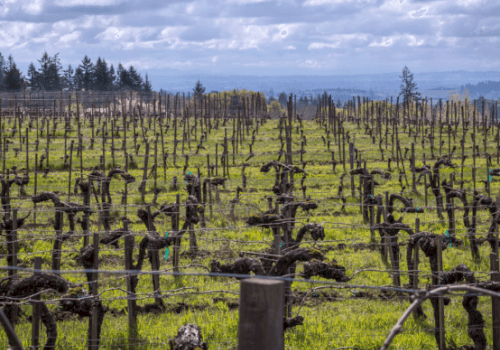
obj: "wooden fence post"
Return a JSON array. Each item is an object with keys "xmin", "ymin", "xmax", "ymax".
[
  {"xmin": 436, "ymin": 235, "xmax": 445, "ymax": 350},
  {"xmin": 31, "ymin": 257, "xmax": 42, "ymax": 350},
  {"xmin": 123, "ymin": 219, "xmax": 137, "ymax": 350},
  {"xmin": 238, "ymin": 278, "xmax": 284, "ymax": 350},
  {"xmin": 140, "ymin": 141, "xmax": 149, "ymax": 202},
  {"xmin": 0, "ymin": 308, "xmax": 23, "ymax": 350},
  {"xmin": 90, "ymin": 230, "xmax": 100, "ymax": 349},
  {"xmin": 491, "ymin": 252, "xmax": 500, "ymax": 350},
  {"xmin": 173, "ymin": 194, "xmax": 180, "ymax": 277},
  {"xmin": 7, "ymin": 209, "xmax": 18, "ymax": 277}
]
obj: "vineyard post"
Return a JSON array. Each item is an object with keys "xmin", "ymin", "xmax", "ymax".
[
  {"xmin": 436, "ymin": 235, "xmax": 445, "ymax": 350},
  {"xmin": 90, "ymin": 229, "xmax": 100, "ymax": 350},
  {"xmin": 124, "ymin": 217, "xmax": 137, "ymax": 350},
  {"xmin": 0, "ymin": 307, "xmax": 23, "ymax": 350},
  {"xmin": 342, "ymin": 127, "xmax": 346, "ymax": 171},
  {"xmin": 32, "ymin": 257, "xmax": 42, "ymax": 350},
  {"xmin": 215, "ymin": 144, "xmax": 218, "ymax": 177},
  {"xmin": 370, "ymin": 176, "xmax": 375, "ymax": 243},
  {"xmin": 413, "ymin": 218, "xmax": 420, "ymax": 304},
  {"xmin": 68, "ymin": 140, "xmax": 74, "ymax": 201},
  {"xmin": 473, "ymin": 108, "xmax": 476, "ymax": 192},
  {"xmin": 274, "ymin": 201, "xmax": 281, "ymax": 254},
  {"xmin": 387, "ymin": 230, "xmax": 400, "ymax": 287},
  {"xmin": 380, "ymin": 191, "xmax": 389, "ymax": 263},
  {"xmin": 349, "ymin": 142, "xmax": 354, "ymax": 196},
  {"xmin": 487, "ymin": 163, "xmax": 491, "ymax": 196},
  {"xmin": 154, "ymin": 137, "xmax": 158, "ymax": 190},
  {"xmin": 34, "ymin": 154, "xmax": 38, "ymax": 226},
  {"xmin": 46, "ymin": 120, "xmax": 49, "ymax": 169},
  {"xmin": 423, "ymin": 154, "xmax": 428, "ymax": 207},
  {"xmin": 141, "ymin": 141, "xmax": 149, "ymax": 203},
  {"xmin": 25, "ymin": 128, "xmax": 28, "ymax": 172},
  {"xmin": 411, "ymin": 143, "xmax": 416, "ymax": 192},
  {"xmin": 111, "ymin": 120, "xmax": 115, "ymax": 166},
  {"xmin": 83, "ymin": 185, "xmax": 90, "ymax": 248},
  {"xmin": 2, "ymin": 136, "xmax": 5, "ymax": 174},
  {"xmin": 237, "ymin": 278, "xmax": 284, "ymax": 350},
  {"xmin": 396, "ymin": 139, "xmax": 400, "ymax": 168},
  {"xmin": 8, "ymin": 209, "xmax": 18, "ymax": 277},
  {"xmin": 173, "ymin": 194, "xmax": 180, "ymax": 276},
  {"xmin": 491, "ymin": 249, "xmax": 500, "ymax": 350}
]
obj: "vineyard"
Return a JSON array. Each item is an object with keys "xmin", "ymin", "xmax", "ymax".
[{"xmin": 0, "ymin": 90, "xmax": 499, "ymax": 350}]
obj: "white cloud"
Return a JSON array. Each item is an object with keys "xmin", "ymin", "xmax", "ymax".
[
  {"xmin": 56, "ymin": 31, "xmax": 82, "ymax": 47},
  {"xmin": 53, "ymin": 0, "xmax": 123, "ymax": 6},
  {"xmin": 22, "ymin": 0, "xmax": 44, "ymax": 15},
  {"xmin": 308, "ymin": 42, "xmax": 339, "ymax": 49},
  {"xmin": 0, "ymin": 21, "xmax": 45, "ymax": 48},
  {"xmin": 226, "ymin": 0, "xmax": 268, "ymax": 3},
  {"xmin": 285, "ymin": 45, "xmax": 296, "ymax": 49}
]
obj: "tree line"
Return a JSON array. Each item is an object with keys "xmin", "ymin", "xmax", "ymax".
[{"xmin": 0, "ymin": 51, "xmax": 152, "ymax": 92}]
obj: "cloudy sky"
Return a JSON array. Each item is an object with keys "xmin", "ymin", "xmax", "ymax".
[{"xmin": 1, "ymin": 0, "xmax": 499, "ymax": 80}]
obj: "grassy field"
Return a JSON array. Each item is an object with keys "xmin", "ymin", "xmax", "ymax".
[{"xmin": 0, "ymin": 102, "xmax": 498, "ymax": 349}]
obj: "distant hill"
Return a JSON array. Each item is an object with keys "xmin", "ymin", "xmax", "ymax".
[{"xmin": 145, "ymin": 70, "xmax": 500, "ymax": 101}]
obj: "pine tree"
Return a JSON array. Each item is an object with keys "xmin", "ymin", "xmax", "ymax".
[
  {"xmin": 116, "ymin": 63, "xmax": 128, "ymax": 89},
  {"xmin": 108, "ymin": 64, "xmax": 116, "ymax": 91},
  {"xmin": 36, "ymin": 52, "xmax": 62, "ymax": 90},
  {"xmin": 399, "ymin": 65, "xmax": 421, "ymax": 103},
  {"xmin": 93, "ymin": 57, "xmax": 110, "ymax": 91},
  {"xmin": 73, "ymin": 67, "xmax": 84, "ymax": 91},
  {"xmin": 278, "ymin": 92, "xmax": 287, "ymax": 108},
  {"xmin": 0, "ymin": 53, "xmax": 5, "ymax": 91},
  {"xmin": 27, "ymin": 62, "xmax": 40, "ymax": 90},
  {"xmin": 63, "ymin": 64, "xmax": 74, "ymax": 90},
  {"xmin": 128, "ymin": 66, "xmax": 143, "ymax": 91},
  {"xmin": 143, "ymin": 73, "xmax": 152, "ymax": 92},
  {"xmin": 79, "ymin": 55, "xmax": 94, "ymax": 91},
  {"xmin": 192, "ymin": 80, "xmax": 205, "ymax": 100},
  {"xmin": 5, "ymin": 55, "xmax": 24, "ymax": 91}
]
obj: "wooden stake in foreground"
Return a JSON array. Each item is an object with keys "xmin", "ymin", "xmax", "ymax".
[{"xmin": 238, "ymin": 278, "xmax": 284, "ymax": 350}]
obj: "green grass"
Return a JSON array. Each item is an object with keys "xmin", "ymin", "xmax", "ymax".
[{"xmin": 0, "ymin": 107, "xmax": 499, "ymax": 349}]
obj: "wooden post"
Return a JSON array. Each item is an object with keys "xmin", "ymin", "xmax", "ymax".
[
  {"xmin": 436, "ymin": 235, "xmax": 445, "ymax": 350},
  {"xmin": 31, "ymin": 257, "xmax": 42, "ymax": 350},
  {"xmin": 173, "ymin": 194, "xmax": 180, "ymax": 276},
  {"xmin": 491, "ymin": 252, "xmax": 500, "ymax": 350},
  {"xmin": 238, "ymin": 278, "xmax": 284, "ymax": 350},
  {"xmin": 414, "ymin": 217, "xmax": 420, "ymax": 286},
  {"xmin": 90, "ymin": 230, "xmax": 100, "ymax": 350},
  {"xmin": 411, "ymin": 143, "xmax": 416, "ymax": 192},
  {"xmin": 68, "ymin": 140, "xmax": 74, "ymax": 201},
  {"xmin": 123, "ymin": 219, "xmax": 137, "ymax": 350},
  {"xmin": 0, "ymin": 308, "xmax": 23, "ymax": 350},
  {"xmin": 32, "ymin": 152, "xmax": 38, "ymax": 226},
  {"xmin": 141, "ymin": 141, "xmax": 149, "ymax": 202},
  {"xmin": 7, "ymin": 209, "xmax": 18, "ymax": 277}
]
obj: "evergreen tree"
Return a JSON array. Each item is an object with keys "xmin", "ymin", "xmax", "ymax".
[
  {"xmin": 27, "ymin": 62, "xmax": 40, "ymax": 90},
  {"xmin": 108, "ymin": 64, "xmax": 116, "ymax": 91},
  {"xmin": 4, "ymin": 55, "xmax": 24, "ymax": 91},
  {"xmin": 128, "ymin": 66, "xmax": 143, "ymax": 91},
  {"xmin": 37, "ymin": 52, "xmax": 62, "ymax": 90},
  {"xmin": 0, "ymin": 53, "xmax": 5, "ymax": 91},
  {"xmin": 116, "ymin": 63, "xmax": 130, "ymax": 90},
  {"xmin": 192, "ymin": 80, "xmax": 205, "ymax": 100},
  {"xmin": 93, "ymin": 57, "xmax": 110, "ymax": 91},
  {"xmin": 278, "ymin": 92, "xmax": 287, "ymax": 108},
  {"xmin": 399, "ymin": 65, "xmax": 421, "ymax": 103},
  {"xmin": 63, "ymin": 64, "xmax": 74, "ymax": 90},
  {"xmin": 79, "ymin": 55, "xmax": 94, "ymax": 91},
  {"xmin": 73, "ymin": 67, "xmax": 84, "ymax": 91},
  {"xmin": 143, "ymin": 73, "xmax": 152, "ymax": 92}
]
